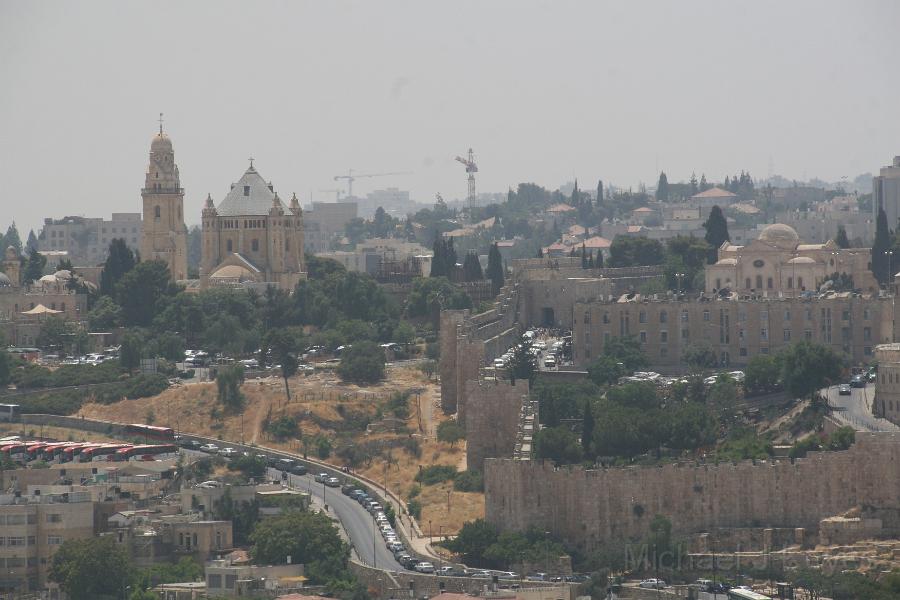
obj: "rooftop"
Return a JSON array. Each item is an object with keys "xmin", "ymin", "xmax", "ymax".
[{"xmin": 216, "ymin": 165, "xmax": 286, "ymax": 217}]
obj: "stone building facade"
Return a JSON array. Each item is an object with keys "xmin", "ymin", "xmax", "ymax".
[
  {"xmin": 484, "ymin": 432, "xmax": 900, "ymax": 552},
  {"xmin": 140, "ymin": 127, "xmax": 188, "ymax": 281},
  {"xmin": 572, "ymin": 291, "xmax": 892, "ymax": 370},
  {"xmin": 200, "ymin": 163, "xmax": 306, "ymax": 291},
  {"xmin": 38, "ymin": 213, "xmax": 142, "ymax": 266},
  {"xmin": 705, "ymin": 223, "xmax": 877, "ymax": 295},
  {"xmin": 874, "ymin": 343, "xmax": 900, "ymax": 426}
]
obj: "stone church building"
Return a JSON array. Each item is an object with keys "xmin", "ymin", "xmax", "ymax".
[
  {"xmin": 140, "ymin": 125, "xmax": 188, "ymax": 281},
  {"xmin": 199, "ymin": 162, "xmax": 306, "ymax": 291}
]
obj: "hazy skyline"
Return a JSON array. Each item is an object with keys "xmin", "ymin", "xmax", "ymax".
[{"xmin": 2, "ymin": 1, "xmax": 899, "ymax": 233}]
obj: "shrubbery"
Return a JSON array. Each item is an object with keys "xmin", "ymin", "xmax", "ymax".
[{"xmin": 414, "ymin": 464, "xmax": 458, "ymax": 485}]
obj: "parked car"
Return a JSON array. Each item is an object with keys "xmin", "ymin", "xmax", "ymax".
[
  {"xmin": 526, "ymin": 573, "xmax": 548, "ymax": 582},
  {"xmin": 341, "ymin": 484, "xmax": 357, "ymax": 496},
  {"xmin": 314, "ymin": 472, "xmax": 329, "ymax": 483},
  {"xmin": 469, "ymin": 570, "xmax": 492, "ymax": 579},
  {"xmin": 839, "ymin": 383, "xmax": 851, "ymax": 395},
  {"xmin": 639, "ymin": 579, "xmax": 666, "ymax": 589},
  {"xmin": 199, "ymin": 443, "xmax": 219, "ymax": 454},
  {"xmin": 325, "ymin": 477, "xmax": 341, "ymax": 487},
  {"xmin": 851, "ymin": 374, "xmax": 866, "ymax": 388},
  {"xmin": 290, "ymin": 464, "xmax": 308, "ymax": 476},
  {"xmin": 219, "ymin": 447, "xmax": 238, "ymax": 458},
  {"xmin": 387, "ymin": 541, "xmax": 404, "ymax": 553},
  {"xmin": 497, "ymin": 572, "xmax": 520, "ymax": 580},
  {"xmin": 438, "ymin": 566, "xmax": 457, "ymax": 576},
  {"xmin": 179, "ymin": 439, "xmax": 202, "ymax": 450},
  {"xmin": 414, "ymin": 562, "xmax": 435, "ymax": 574}
]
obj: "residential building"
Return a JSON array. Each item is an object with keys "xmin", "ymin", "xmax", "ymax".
[
  {"xmin": 141, "ymin": 125, "xmax": 188, "ymax": 281},
  {"xmin": 874, "ymin": 155, "xmax": 900, "ymax": 228},
  {"xmin": 705, "ymin": 223, "xmax": 878, "ymax": 295},
  {"xmin": 304, "ymin": 201, "xmax": 358, "ymax": 238},
  {"xmin": 359, "ymin": 187, "xmax": 417, "ymax": 218},
  {"xmin": 573, "ymin": 290, "xmax": 892, "ymax": 369},
  {"xmin": 874, "ymin": 343, "xmax": 900, "ymax": 426},
  {"xmin": 205, "ymin": 559, "xmax": 306, "ymax": 598},
  {"xmin": 37, "ymin": 213, "xmax": 142, "ymax": 266},
  {"xmin": 0, "ymin": 489, "xmax": 94, "ymax": 595},
  {"xmin": 200, "ymin": 163, "xmax": 306, "ymax": 291}
]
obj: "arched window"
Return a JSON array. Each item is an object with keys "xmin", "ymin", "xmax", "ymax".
[
  {"xmin": 602, "ymin": 312, "xmax": 609, "ymax": 324},
  {"xmin": 767, "ymin": 277, "xmax": 773, "ymax": 289},
  {"xmin": 787, "ymin": 277, "xmax": 793, "ymax": 289},
  {"xmin": 755, "ymin": 275, "xmax": 763, "ymax": 289},
  {"xmin": 154, "ymin": 205, "xmax": 161, "ymax": 219},
  {"xmin": 798, "ymin": 277, "xmax": 804, "ymax": 289},
  {"xmin": 226, "ymin": 239, "xmax": 233, "ymax": 252},
  {"xmin": 745, "ymin": 278, "xmax": 751, "ymax": 289}
]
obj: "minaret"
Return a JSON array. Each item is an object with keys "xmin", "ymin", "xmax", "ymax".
[
  {"xmin": 140, "ymin": 114, "xmax": 188, "ymax": 281},
  {"xmin": 200, "ymin": 193, "xmax": 219, "ymax": 283}
]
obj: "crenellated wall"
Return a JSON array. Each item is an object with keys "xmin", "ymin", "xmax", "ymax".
[
  {"xmin": 485, "ymin": 432, "xmax": 900, "ymax": 552},
  {"xmin": 464, "ymin": 379, "xmax": 528, "ymax": 471}
]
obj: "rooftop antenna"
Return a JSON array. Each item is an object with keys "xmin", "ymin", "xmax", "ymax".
[{"xmin": 158, "ymin": 112, "xmax": 164, "ymax": 135}]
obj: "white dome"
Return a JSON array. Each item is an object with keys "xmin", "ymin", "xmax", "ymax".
[
  {"xmin": 758, "ymin": 224, "xmax": 799, "ymax": 244},
  {"xmin": 150, "ymin": 132, "xmax": 173, "ymax": 153}
]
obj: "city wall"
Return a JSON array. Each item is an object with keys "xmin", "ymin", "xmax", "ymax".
[
  {"xmin": 484, "ymin": 432, "xmax": 900, "ymax": 552},
  {"xmin": 465, "ymin": 379, "xmax": 528, "ymax": 472}
]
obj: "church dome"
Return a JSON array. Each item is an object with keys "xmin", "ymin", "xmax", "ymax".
[
  {"xmin": 758, "ymin": 224, "xmax": 799, "ymax": 244},
  {"xmin": 0, "ymin": 272, "xmax": 11, "ymax": 287},
  {"xmin": 151, "ymin": 132, "xmax": 173, "ymax": 153},
  {"xmin": 209, "ymin": 264, "xmax": 255, "ymax": 281}
]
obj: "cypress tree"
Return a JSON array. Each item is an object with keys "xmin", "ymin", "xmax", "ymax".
[
  {"xmin": 486, "ymin": 242, "xmax": 504, "ymax": 294},
  {"xmin": 656, "ymin": 171, "xmax": 669, "ymax": 202},
  {"xmin": 596, "ymin": 179, "xmax": 604, "ymax": 206},
  {"xmin": 536, "ymin": 247, "xmax": 543, "ymax": 258},
  {"xmin": 702, "ymin": 205, "xmax": 730, "ymax": 264},
  {"xmin": 834, "ymin": 226, "xmax": 850, "ymax": 249},
  {"xmin": 462, "ymin": 251, "xmax": 483, "ymax": 281},
  {"xmin": 872, "ymin": 208, "xmax": 891, "ymax": 285},
  {"xmin": 3, "ymin": 223, "xmax": 22, "ymax": 256},
  {"xmin": 26, "ymin": 230, "xmax": 38, "ymax": 253},
  {"xmin": 100, "ymin": 238, "xmax": 137, "ymax": 296},
  {"xmin": 581, "ymin": 243, "xmax": 587, "ymax": 268}
]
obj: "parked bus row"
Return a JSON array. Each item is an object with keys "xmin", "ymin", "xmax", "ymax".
[{"xmin": 0, "ymin": 440, "xmax": 178, "ymax": 463}]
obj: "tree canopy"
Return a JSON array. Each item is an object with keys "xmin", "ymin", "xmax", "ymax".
[
  {"xmin": 49, "ymin": 537, "xmax": 134, "ymax": 600},
  {"xmin": 250, "ymin": 510, "xmax": 350, "ymax": 584},
  {"xmin": 702, "ymin": 205, "xmax": 729, "ymax": 263}
]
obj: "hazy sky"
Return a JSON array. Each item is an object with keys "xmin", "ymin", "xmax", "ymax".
[{"xmin": 2, "ymin": 1, "xmax": 899, "ymax": 233}]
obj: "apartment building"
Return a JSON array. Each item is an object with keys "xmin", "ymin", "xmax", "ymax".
[{"xmin": 38, "ymin": 213, "xmax": 142, "ymax": 266}]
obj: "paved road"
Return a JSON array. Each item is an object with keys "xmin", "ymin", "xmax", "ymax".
[
  {"xmin": 272, "ymin": 468, "xmax": 406, "ymax": 572},
  {"xmin": 824, "ymin": 383, "xmax": 900, "ymax": 432}
]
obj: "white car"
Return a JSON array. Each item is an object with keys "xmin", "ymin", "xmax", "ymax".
[
  {"xmin": 543, "ymin": 357, "xmax": 556, "ymax": 368},
  {"xmin": 414, "ymin": 562, "xmax": 435, "ymax": 574},
  {"xmin": 199, "ymin": 443, "xmax": 219, "ymax": 454},
  {"xmin": 219, "ymin": 447, "xmax": 237, "ymax": 458},
  {"xmin": 639, "ymin": 578, "xmax": 665, "ymax": 589}
]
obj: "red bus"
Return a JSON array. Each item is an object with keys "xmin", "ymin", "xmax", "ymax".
[
  {"xmin": 0, "ymin": 441, "xmax": 27, "ymax": 460},
  {"xmin": 25, "ymin": 442, "xmax": 49, "ymax": 461},
  {"xmin": 61, "ymin": 443, "xmax": 106, "ymax": 463},
  {"xmin": 80, "ymin": 444, "xmax": 132, "ymax": 462},
  {"xmin": 41, "ymin": 442, "xmax": 78, "ymax": 461},
  {"xmin": 125, "ymin": 424, "xmax": 176, "ymax": 442},
  {"xmin": 112, "ymin": 444, "xmax": 178, "ymax": 461}
]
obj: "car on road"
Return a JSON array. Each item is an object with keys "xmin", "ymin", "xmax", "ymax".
[
  {"xmin": 314, "ymin": 472, "xmax": 329, "ymax": 483},
  {"xmin": 387, "ymin": 541, "xmax": 404, "ymax": 553},
  {"xmin": 290, "ymin": 464, "xmax": 308, "ymax": 476},
  {"xmin": 543, "ymin": 356, "xmax": 556, "ymax": 368},
  {"xmin": 497, "ymin": 571, "xmax": 520, "ymax": 580},
  {"xmin": 179, "ymin": 439, "xmax": 202, "ymax": 450},
  {"xmin": 219, "ymin": 447, "xmax": 238, "ymax": 458},
  {"xmin": 325, "ymin": 476, "xmax": 341, "ymax": 487},
  {"xmin": 639, "ymin": 578, "xmax": 666, "ymax": 589},
  {"xmin": 469, "ymin": 570, "xmax": 492, "ymax": 579},
  {"xmin": 414, "ymin": 562, "xmax": 435, "ymax": 574},
  {"xmin": 199, "ymin": 443, "xmax": 219, "ymax": 454},
  {"xmin": 838, "ymin": 384, "xmax": 851, "ymax": 395},
  {"xmin": 851, "ymin": 374, "xmax": 866, "ymax": 388},
  {"xmin": 526, "ymin": 573, "xmax": 548, "ymax": 581}
]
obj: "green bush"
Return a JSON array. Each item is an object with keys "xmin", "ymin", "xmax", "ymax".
[
  {"xmin": 414, "ymin": 464, "xmax": 457, "ymax": 485},
  {"xmin": 265, "ymin": 415, "xmax": 299, "ymax": 440},
  {"xmin": 407, "ymin": 499, "xmax": 422, "ymax": 519},
  {"xmin": 453, "ymin": 470, "xmax": 484, "ymax": 492},
  {"xmin": 337, "ymin": 341, "xmax": 386, "ymax": 385}
]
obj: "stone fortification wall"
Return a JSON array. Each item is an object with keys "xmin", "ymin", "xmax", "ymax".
[
  {"xmin": 465, "ymin": 379, "xmax": 528, "ymax": 471},
  {"xmin": 484, "ymin": 433, "xmax": 900, "ymax": 552}
]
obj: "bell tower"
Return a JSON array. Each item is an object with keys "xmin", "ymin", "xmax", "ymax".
[{"xmin": 140, "ymin": 114, "xmax": 188, "ymax": 281}]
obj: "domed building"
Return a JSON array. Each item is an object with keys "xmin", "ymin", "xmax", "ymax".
[
  {"xmin": 705, "ymin": 223, "xmax": 878, "ymax": 295},
  {"xmin": 199, "ymin": 161, "xmax": 306, "ymax": 291}
]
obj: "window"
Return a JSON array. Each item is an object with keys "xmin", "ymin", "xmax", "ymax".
[
  {"xmin": 46, "ymin": 513, "xmax": 62, "ymax": 523},
  {"xmin": 703, "ymin": 310, "xmax": 710, "ymax": 322},
  {"xmin": 639, "ymin": 311, "xmax": 647, "ymax": 324},
  {"xmin": 842, "ymin": 310, "xmax": 850, "ymax": 321},
  {"xmin": 226, "ymin": 239, "xmax": 233, "ymax": 252},
  {"xmin": 660, "ymin": 331, "xmax": 668, "ymax": 343},
  {"xmin": 864, "ymin": 308, "xmax": 870, "ymax": 320},
  {"xmin": 7, "ymin": 515, "xmax": 25, "ymax": 525},
  {"xmin": 226, "ymin": 575, "xmax": 238, "ymax": 590},
  {"xmin": 208, "ymin": 575, "xmax": 223, "ymax": 589},
  {"xmin": 783, "ymin": 329, "xmax": 791, "ymax": 341},
  {"xmin": 784, "ymin": 310, "xmax": 791, "ymax": 321},
  {"xmin": 154, "ymin": 205, "xmax": 161, "ymax": 219},
  {"xmin": 738, "ymin": 311, "xmax": 747, "ymax": 322},
  {"xmin": 681, "ymin": 310, "xmax": 689, "ymax": 322},
  {"xmin": 864, "ymin": 327, "xmax": 872, "ymax": 342},
  {"xmin": 285, "ymin": 238, "xmax": 290, "ymax": 251},
  {"xmin": 640, "ymin": 331, "xmax": 647, "ymax": 343},
  {"xmin": 583, "ymin": 311, "xmax": 591, "ymax": 324},
  {"xmin": 787, "ymin": 276, "xmax": 793, "ymax": 289},
  {"xmin": 660, "ymin": 347, "xmax": 667, "ymax": 358},
  {"xmin": 8, "ymin": 537, "xmax": 25, "ymax": 546},
  {"xmin": 798, "ymin": 277, "xmax": 804, "ymax": 289},
  {"xmin": 602, "ymin": 312, "xmax": 609, "ymax": 324},
  {"xmin": 767, "ymin": 277, "xmax": 773, "ymax": 289},
  {"xmin": 660, "ymin": 311, "xmax": 668, "ymax": 323},
  {"xmin": 251, "ymin": 238, "xmax": 259, "ymax": 252},
  {"xmin": 756, "ymin": 275, "xmax": 763, "ymax": 289},
  {"xmin": 745, "ymin": 277, "xmax": 751, "ymax": 289},
  {"xmin": 761, "ymin": 347, "xmax": 770, "ymax": 354},
  {"xmin": 243, "ymin": 185, "xmax": 250, "ymax": 196},
  {"xmin": 805, "ymin": 308, "xmax": 812, "ymax": 321},
  {"xmin": 739, "ymin": 347, "xmax": 748, "ymax": 357},
  {"xmin": 681, "ymin": 329, "xmax": 689, "ymax": 340},
  {"xmin": 739, "ymin": 329, "xmax": 745, "ymax": 340},
  {"xmin": 760, "ymin": 328, "xmax": 768, "ymax": 340},
  {"xmin": 865, "ymin": 346, "xmax": 872, "ymax": 356},
  {"xmin": 805, "ymin": 329, "xmax": 812, "ymax": 341}
]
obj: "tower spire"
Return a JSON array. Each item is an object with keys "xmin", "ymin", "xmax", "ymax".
[{"xmin": 158, "ymin": 112, "xmax": 164, "ymax": 135}]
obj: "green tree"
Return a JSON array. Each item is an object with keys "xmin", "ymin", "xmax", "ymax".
[
  {"xmin": 49, "ymin": 537, "xmax": 134, "ymax": 600},
  {"xmin": 0, "ymin": 350, "xmax": 10, "ymax": 386},
  {"xmin": 534, "ymin": 425, "xmax": 583, "ymax": 465},
  {"xmin": 100, "ymin": 238, "xmax": 137, "ymax": 297},
  {"xmin": 581, "ymin": 399, "xmax": 595, "ymax": 459},
  {"xmin": 744, "ymin": 354, "xmax": 781, "ymax": 395},
  {"xmin": 588, "ymin": 335, "xmax": 649, "ymax": 387},
  {"xmin": 834, "ymin": 225, "xmax": 850, "ymax": 249},
  {"xmin": 486, "ymin": 242, "xmax": 505, "ymax": 294},
  {"xmin": 120, "ymin": 332, "xmax": 143, "ymax": 373},
  {"xmin": 443, "ymin": 519, "xmax": 499, "ymax": 566},
  {"xmin": 507, "ymin": 341, "xmax": 536, "ymax": 385},
  {"xmin": 655, "ymin": 171, "xmax": 669, "ymax": 201},
  {"xmin": 23, "ymin": 246, "xmax": 47, "ymax": 283},
  {"xmin": 872, "ymin": 207, "xmax": 892, "ymax": 284},
  {"xmin": 667, "ymin": 402, "xmax": 717, "ymax": 450},
  {"xmin": 607, "ymin": 236, "xmax": 665, "ymax": 267},
  {"xmin": 683, "ymin": 342, "xmax": 718, "ymax": 372},
  {"xmin": 462, "ymin": 251, "xmax": 484, "ymax": 281},
  {"xmin": 216, "ymin": 364, "xmax": 245, "ymax": 412},
  {"xmin": 37, "ymin": 316, "xmax": 69, "ymax": 353},
  {"xmin": 337, "ymin": 341, "xmax": 385, "ymax": 385},
  {"xmin": 117, "ymin": 260, "xmax": 177, "ymax": 327},
  {"xmin": 405, "ymin": 276, "xmax": 471, "ymax": 318},
  {"xmin": 4, "ymin": 223, "xmax": 22, "ymax": 256},
  {"xmin": 780, "ymin": 341, "xmax": 843, "ymax": 401},
  {"xmin": 702, "ymin": 205, "xmax": 729, "ymax": 263},
  {"xmin": 250, "ymin": 509, "xmax": 350, "ymax": 583},
  {"xmin": 437, "ymin": 419, "xmax": 465, "ymax": 447},
  {"xmin": 264, "ymin": 329, "xmax": 298, "ymax": 402}
]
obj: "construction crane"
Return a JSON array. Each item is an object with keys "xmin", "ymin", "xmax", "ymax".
[
  {"xmin": 455, "ymin": 148, "xmax": 478, "ymax": 210},
  {"xmin": 333, "ymin": 169, "xmax": 412, "ymax": 198}
]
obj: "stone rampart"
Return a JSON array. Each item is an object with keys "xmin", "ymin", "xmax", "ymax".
[
  {"xmin": 485, "ymin": 432, "xmax": 900, "ymax": 552},
  {"xmin": 465, "ymin": 379, "xmax": 528, "ymax": 471}
]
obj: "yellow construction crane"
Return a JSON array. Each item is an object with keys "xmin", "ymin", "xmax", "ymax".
[
  {"xmin": 333, "ymin": 169, "xmax": 412, "ymax": 197},
  {"xmin": 454, "ymin": 148, "xmax": 478, "ymax": 210}
]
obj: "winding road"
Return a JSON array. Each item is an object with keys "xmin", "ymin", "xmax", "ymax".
[{"xmin": 824, "ymin": 382, "xmax": 899, "ymax": 432}]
